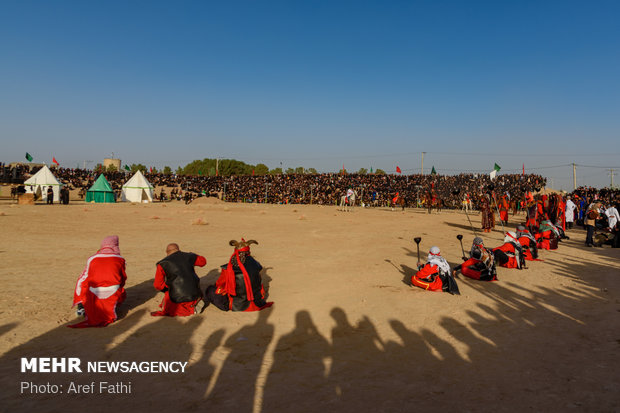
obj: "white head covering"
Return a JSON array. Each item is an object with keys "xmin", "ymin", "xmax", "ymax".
[
  {"xmin": 504, "ymin": 231, "xmax": 519, "ymax": 244},
  {"xmin": 427, "ymin": 246, "xmax": 450, "ymax": 274}
]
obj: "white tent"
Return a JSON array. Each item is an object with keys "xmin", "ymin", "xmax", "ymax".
[
  {"xmin": 121, "ymin": 170, "xmax": 154, "ymax": 203},
  {"xmin": 24, "ymin": 165, "xmax": 63, "ymax": 203}
]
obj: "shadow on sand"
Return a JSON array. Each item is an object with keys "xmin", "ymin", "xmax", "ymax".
[{"xmin": 2, "ymin": 245, "xmax": 619, "ymax": 412}]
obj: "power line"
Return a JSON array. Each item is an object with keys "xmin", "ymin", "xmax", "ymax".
[{"xmin": 574, "ymin": 164, "xmax": 620, "ymax": 169}]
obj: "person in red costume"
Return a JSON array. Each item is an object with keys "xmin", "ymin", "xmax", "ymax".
[
  {"xmin": 536, "ymin": 220, "xmax": 560, "ymax": 250},
  {"xmin": 515, "ymin": 225, "xmax": 540, "ymax": 261},
  {"xmin": 492, "ymin": 232, "xmax": 526, "ymax": 269},
  {"xmin": 69, "ymin": 235, "xmax": 127, "ymax": 328},
  {"xmin": 453, "ymin": 237, "xmax": 498, "ymax": 281},
  {"xmin": 499, "ymin": 194, "xmax": 510, "ymax": 225},
  {"xmin": 203, "ymin": 239, "xmax": 273, "ymax": 312},
  {"xmin": 151, "ymin": 243, "xmax": 206, "ymax": 317},
  {"xmin": 411, "ymin": 246, "xmax": 460, "ymax": 294}
]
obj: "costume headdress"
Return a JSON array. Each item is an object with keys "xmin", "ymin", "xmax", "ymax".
[{"xmin": 216, "ymin": 239, "xmax": 258, "ymax": 300}]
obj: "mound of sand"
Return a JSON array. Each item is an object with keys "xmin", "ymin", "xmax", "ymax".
[{"xmin": 189, "ymin": 196, "xmax": 226, "ymax": 205}]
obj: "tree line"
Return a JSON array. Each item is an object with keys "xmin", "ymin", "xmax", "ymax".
[{"xmin": 96, "ymin": 159, "xmax": 386, "ymax": 176}]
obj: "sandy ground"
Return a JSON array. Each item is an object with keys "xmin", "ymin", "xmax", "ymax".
[{"xmin": 0, "ymin": 199, "xmax": 618, "ymax": 413}]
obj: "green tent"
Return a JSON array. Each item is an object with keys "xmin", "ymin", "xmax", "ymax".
[{"xmin": 85, "ymin": 174, "xmax": 116, "ymax": 203}]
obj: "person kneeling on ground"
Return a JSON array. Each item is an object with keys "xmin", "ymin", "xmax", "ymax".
[
  {"xmin": 69, "ymin": 235, "xmax": 127, "ymax": 328},
  {"xmin": 493, "ymin": 232, "xmax": 526, "ymax": 269},
  {"xmin": 151, "ymin": 243, "xmax": 206, "ymax": 317},
  {"xmin": 536, "ymin": 220, "xmax": 560, "ymax": 250},
  {"xmin": 411, "ymin": 246, "xmax": 460, "ymax": 294},
  {"xmin": 202, "ymin": 239, "xmax": 273, "ymax": 312},
  {"xmin": 453, "ymin": 237, "xmax": 498, "ymax": 281},
  {"xmin": 515, "ymin": 225, "xmax": 540, "ymax": 261}
]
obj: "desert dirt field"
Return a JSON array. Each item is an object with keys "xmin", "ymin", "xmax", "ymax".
[{"xmin": 1, "ymin": 199, "xmax": 619, "ymax": 413}]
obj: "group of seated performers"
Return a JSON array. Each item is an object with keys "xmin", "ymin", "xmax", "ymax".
[
  {"xmin": 412, "ymin": 217, "xmax": 568, "ymax": 294},
  {"xmin": 70, "ymin": 236, "xmax": 272, "ymax": 328}
]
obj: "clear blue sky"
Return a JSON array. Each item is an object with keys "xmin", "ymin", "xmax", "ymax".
[{"xmin": 1, "ymin": 0, "xmax": 619, "ymax": 189}]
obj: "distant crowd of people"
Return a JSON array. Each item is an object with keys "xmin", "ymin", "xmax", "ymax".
[
  {"xmin": 6, "ymin": 166, "xmax": 620, "ymax": 219},
  {"xmin": 39, "ymin": 166, "xmax": 550, "ymax": 209}
]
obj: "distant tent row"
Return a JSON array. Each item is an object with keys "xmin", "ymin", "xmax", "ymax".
[
  {"xmin": 24, "ymin": 166, "xmax": 155, "ymax": 203},
  {"xmin": 86, "ymin": 170, "xmax": 154, "ymax": 203}
]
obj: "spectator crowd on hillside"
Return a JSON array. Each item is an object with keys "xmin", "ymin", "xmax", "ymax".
[{"xmin": 3, "ymin": 163, "xmax": 619, "ymax": 214}]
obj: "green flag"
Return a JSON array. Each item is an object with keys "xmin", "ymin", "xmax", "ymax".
[
  {"xmin": 490, "ymin": 163, "xmax": 501, "ymax": 180},
  {"xmin": 124, "ymin": 165, "xmax": 130, "ymax": 171},
  {"xmin": 370, "ymin": 167, "xmax": 373, "ymax": 173},
  {"xmin": 198, "ymin": 170, "xmax": 202, "ymax": 176},
  {"xmin": 25, "ymin": 152, "xmax": 33, "ymax": 162},
  {"xmin": 431, "ymin": 166, "xmax": 437, "ymax": 175}
]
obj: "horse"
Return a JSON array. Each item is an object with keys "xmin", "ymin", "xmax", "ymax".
[
  {"xmin": 424, "ymin": 191, "xmax": 442, "ymax": 214},
  {"xmin": 339, "ymin": 190, "xmax": 357, "ymax": 212},
  {"xmin": 393, "ymin": 195, "xmax": 408, "ymax": 211}
]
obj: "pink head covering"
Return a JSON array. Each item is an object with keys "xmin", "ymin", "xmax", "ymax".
[{"xmin": 99, "ymin": 235, "xmax": 120, "ymax": 255}]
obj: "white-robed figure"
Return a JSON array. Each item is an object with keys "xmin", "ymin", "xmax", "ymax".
[
  {"xmin": 346, "ymin": 188, "xmax": 355, "ymax": 203},
  {"xmin": 565, "ymin": 197, "xmax": 577, "ymax": 229},
  {"xmin": 605, "ymin": 204, "xmax": 620, "ymax": 229}
]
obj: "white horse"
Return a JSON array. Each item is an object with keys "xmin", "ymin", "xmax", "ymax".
[{"xmin": 339, "ymin": 190, "xmax": 357, "ymax": 212}]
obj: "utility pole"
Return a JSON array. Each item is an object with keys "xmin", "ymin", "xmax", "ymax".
[
  {"xmin": 609, "ymin": 169, "xmax": 616, "ymax": 188},
  {"xmin": 572, "ymin": 163, "xmax": 577, "ymax": 190},
  {"xmin": 216, "ymin": 158, "xmax": 219, "ymax": 177},
  {"xmin": 421, "ymin": 152, "xmax": 426, "ymax": 175}
]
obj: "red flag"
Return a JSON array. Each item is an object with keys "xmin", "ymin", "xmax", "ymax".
[
  {"xmin": 396, "ymin": 166, "xmax": 401, "ymax": 173},
  {"xmin": 52, "ymin": 157, "xmax": 59, "ymax": 165},
  {"xmin": 149, "ymin": 167, "xmax": 152, "ymax": 173},
  {"xmin": 252, "ymin": 169, "xmax": 255, "ymax": 176},
  {"xmin": 522, "ymin": 163, "xmax": 525, "ymax": 175},
  {"xmin": 342, "ymin": 164, "xmax": 345, "ymax": 175}
]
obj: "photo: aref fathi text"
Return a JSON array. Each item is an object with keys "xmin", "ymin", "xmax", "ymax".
[{"xmin": 20, "ymin": 381, "xmax": 132, "ymax": 394}]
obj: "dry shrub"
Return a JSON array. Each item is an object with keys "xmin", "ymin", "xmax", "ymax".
[{"xmin": 150, "ymin": 216, "xmax": 160, "ymax": 220}]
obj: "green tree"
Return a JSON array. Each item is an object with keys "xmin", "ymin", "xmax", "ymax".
[
  {"xmin": 357, "ymin": 168, "xmax": 368, "ymax": 175},
  {"xmin": 307, "ymin": 168, "xmax": 318, "ymax": 174},
  {"xmin": 163, "ymin": 166, "xmax": 172, "ymax": 175},
  {"xmin": 285, "ymin": 168, "xmax": 295, "ymax": 174},
  {"xmin": 255, "ymin": 163, "xmax": 269, "ymax": 175},
  {"xmin": 375, "ymin": 168, "xmax": 386, "ymax": 175},
  {"xmin": 175, "ymin": 166, "xmax": 183, "ymax": 175},
  {"xmin": 294, "ymin": 166, "xmax": 305, "ymax": 174},
  {"xmin": 269, "ymin": 167, "xmax": 283, "ymax": 175},
  {"xmin": 130, "ymin": 163, "xmax": 147, "ymax": 173},
  {"xmin": 106, "ymin": 164, "xmax": 118, "ymax": 173}
]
